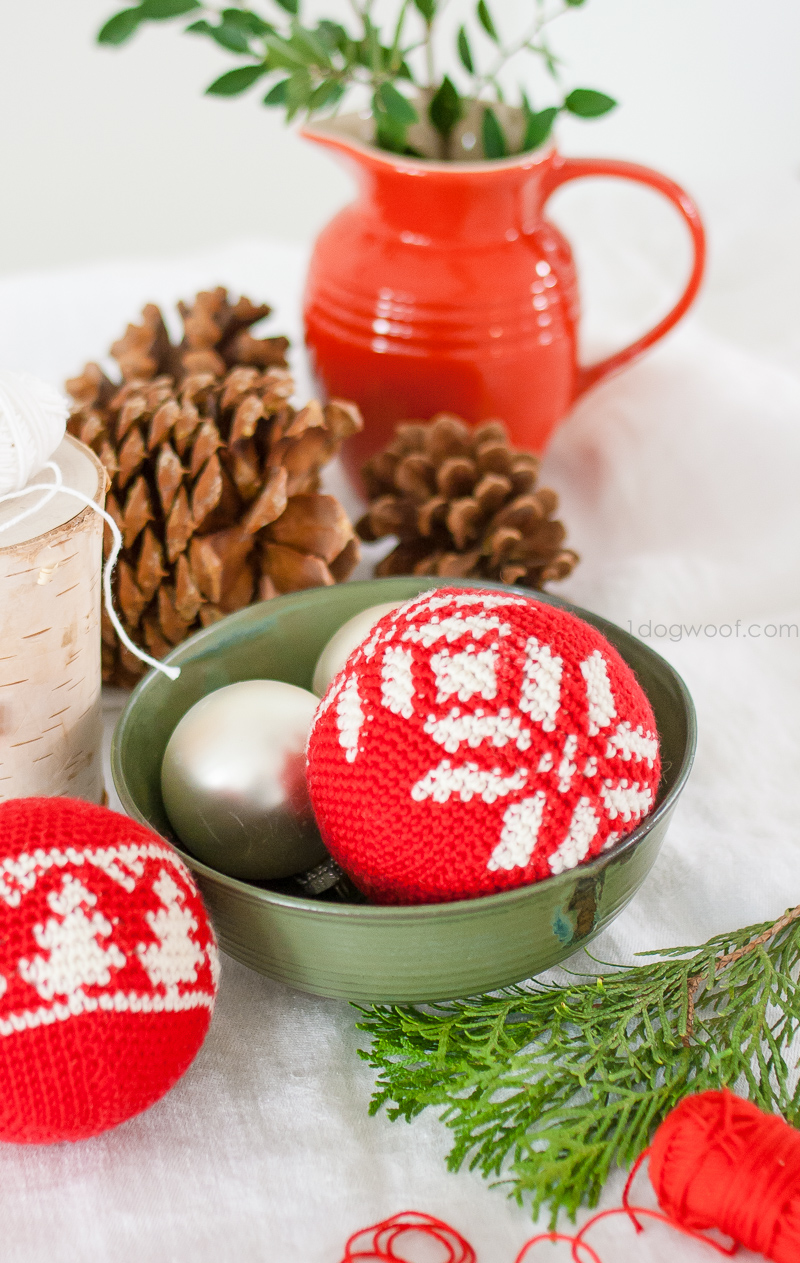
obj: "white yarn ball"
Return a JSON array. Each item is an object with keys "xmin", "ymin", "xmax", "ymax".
[{"xmin": 0, "ymin": 368, "xmax": 68, "ymax": 496}]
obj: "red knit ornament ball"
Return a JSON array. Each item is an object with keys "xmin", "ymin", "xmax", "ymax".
[
  {"xmin": 0, "ymin": 797, "xmax": 219, "ymax": 1143},
  {"xmin": 306, "ymin": 589, "xmax": 661, "ymax": 904}
]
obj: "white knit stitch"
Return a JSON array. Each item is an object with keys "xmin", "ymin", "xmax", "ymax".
[
  {"xmin": 411, "ymin": 760, "xmax": 527, "ymax": 804},
  {"xmin": 430, "ymin": 646, "xmax": 497, "ymax": 703},
  {"xmin": 557, "ymin": 734, "xmax": 578, "ymax": 793},
  {"xmin": 423, "ymin": 707, "xmax": 531, "ymax": 754},
  {"xmin": 0, "ymin": 841, "xmax": 192, "ymax": 908},
  {"xmin": 402, "ymin": 614, "xmax": 511, "ymax": 647},
  {"xmin": 581, "ymin": 650, "xmax": 617, "ymax": 735},
  {"xmin": 207, "ymin": 941, "xmax": 221, "ymax": 988},
  {"xmin": 537, "ymin": 751, "xmax": 554, "ymax": 772},
  {"xmin": 600, "ymin": 778, "xmax": 653, "ymax": 822},
  {"xmin": 336, "ymin": 675, "xmax": 365, "ymax": 763},
  {"xmin": 380, "ymin": 645, "xmax": 415, "ymax": 719},
  {"xmin": 402, "ymin": 593, "xmax": 529, "ymax": 621},
  {"xmin": 0, "ymin": 988, "xmax": 216, "ymax": 1040},
  {"xmin": 362, "ymin": 621, "xmax": 396, "ymax": 661},
  {"xmin": 583, "ymin": 756, "xmax": 598, "ymax": 777},
  {"xmin": 519, "ymin": 636, "xmax": 562, "ymax": 731},
  {"xmin": 548, "ymin": 798, "xmax": 600, "ymax": 874},
  {"xmin": 309, "ymin": 675, "xmax": 344, "ymax": 740},
  {"xmin": 487, "ymin": 792, "xmax": 547, "ymax": 871},
  {"xmin": 605, "ymin": 721, "xmax": 659, "ymax": 767},
  {"xmin": 602, "ymin": 831, "xmax": 622, "ymax": 851},
  {"xmin": 17, "ymin": 876, "xmax": 127, "ymax": 1002},
  {"xmin": 136, "ymin": 870, "xmax": 206, "ymax": 991}
]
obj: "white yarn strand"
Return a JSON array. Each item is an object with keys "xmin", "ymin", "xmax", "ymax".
[
  {"xmin": 0, "ymin": 369, "xmax": 67, "ymax": 495},
  {"xmin": 0, "ymin": 369, "xmax": 180, "ymax": 682}
]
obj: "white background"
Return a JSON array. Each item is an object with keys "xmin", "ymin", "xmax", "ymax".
[
  {"xmin": 2, "ymin": 6, "xmax": 800, "ymax": 1263},
  {"xmin": 0, "ymin": 1, "xmax": 798, "ymax": 279}
]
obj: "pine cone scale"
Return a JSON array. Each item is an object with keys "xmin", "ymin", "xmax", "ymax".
[
  {"xmin": 67, "ymin": 288, "xmax": 363, "ymax": 686},
  {"xmin": 358, "ymin": 413, "xmax": 578, "ymax": 594}
]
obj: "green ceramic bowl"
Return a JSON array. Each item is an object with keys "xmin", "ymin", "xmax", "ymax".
[{"xmin": 112, "ymin": 577, "xmax": 695, "ymax": 1003}]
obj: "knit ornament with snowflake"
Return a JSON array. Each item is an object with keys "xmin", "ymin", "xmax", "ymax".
[
  {"xmin": 306, "ymin": 589, "xmax": 661, "ymax": 904},
  {"xmin": 0, "ymin": 797, "xmax": 219, "ymax": 1143}
]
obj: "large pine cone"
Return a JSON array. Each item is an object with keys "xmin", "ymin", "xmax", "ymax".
[
  {"xmin": 357, "ymin": 414, "xmax": 578, "ymax": 588},
  {"xmin": 67, "ymin": 289, "xmax": 363, "ymax": 687}
]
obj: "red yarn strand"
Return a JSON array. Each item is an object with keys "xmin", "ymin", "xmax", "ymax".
[
  {"xmin": 513, "ymin": 1231, "xmax": 602, "ymax": 1263},
  {"xmin": 341, "ymin": 1092, "xmax": 800, "ymax": 1263},
  {"xmin": 342, "ymin": 1212, "xmax": 476, "ymax": 1263}
]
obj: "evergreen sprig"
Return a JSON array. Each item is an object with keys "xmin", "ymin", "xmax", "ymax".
[
  {"xmin": 97, "ymin": 0, "xmax": 616, "ymax": 158},
  {"xmin": 358, "ymin": 905, "xmax": 800, "ymax": 1225}
]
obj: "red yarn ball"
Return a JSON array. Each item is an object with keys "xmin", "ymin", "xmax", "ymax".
[
  {"xmin": 0, "ymin": 798, "xmax": 219, "ymax": 1143},
  {"xmin": 306, "ymin": 589, "xmax": 661, "ymax": 904},
  {"xmin": 649, "ymin": 1090, "xmax": 800, "ymax": 1263}
]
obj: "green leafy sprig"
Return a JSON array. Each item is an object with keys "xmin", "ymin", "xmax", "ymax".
[
  {"xmin": 97, "ymin": 0, "xmax": 616, "ymax": 158},
  {"xmin": 358, "ymin": 904, "xmax": 800, "ymax": 1225}
]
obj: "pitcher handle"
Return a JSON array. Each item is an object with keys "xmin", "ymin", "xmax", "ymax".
[{"xmin": 541, "ymin": 155, "xmax": 706, "ymax": 400}]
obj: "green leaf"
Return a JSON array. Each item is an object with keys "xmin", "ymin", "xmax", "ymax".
[
  {"xmin": 481, "ymin": 105, "xmax": 507, "ymax": 158},
  {"xmin": 263, "ymin": 77, "xmax": 289, "ymax": 105},
  {"xmin": 287, "ymin": 22, "xmax": 331, "ymax": 67},
  {"xmin": 222, "ymin": 9, "xmax": 275, "ymax": 37},
  {"xmin": 140, "ymin": 0, "xmax": 200, "ymax": 18},
  {"xmin": 521, "ymin": 104, "xmax": 558, "ymax": 151},
  {"xmin": 564, "ymin": 0, "xmax": 587, "ymax": 5},
  {"xmin": 413, "ymin": 0, "xmax": 437, "ymax": 23},
  {"xmin": 308, "ymin": 79, "xmax": 345, "ymax": 112},
  {"xmin": 374, "ymin": 117, "xmax": 407, "ymax": 154},
  {"xmin": 429, "ymin": 76, "xmax": 463, "ymax": 139},
  {"xmin": 373, "ymin": 89, "xmax": 417, "ymax": 156},
  {"xmin": 359, "ymin": 907, "xmax": 800, "ymax": 1225},
  {"xmin": 273, "ymin": 0, "xmax": 299, "ymax": 13},
  {"xmin": 316, "ymin": 20, "xmax": 348, "ymax": 53},
  {"xmin": 263, "ymin": 32, "xmax": 313, "ymax": 69},
  {"xmin": 376, "ymin": 82, "xmax": 418, "ymax": 128},
  {"xmin": 456, "ymin": 26, "xmax": 474, "ymax": 74},
  {"xmin": 476, "ymin": 0, "xmax": 499, "ymax": 43},
  {"xmin": 97, "ymin": 8, "xmax": 144, "ymax": 45},
  {"xmin": 564, "ymin": 88, "xmax": 617, "ymax": 117},
  {"xmin": 285, "ymin": 67, "xmax": 312, "ymax": 120},
  {"xmin": 205, "ymin": 63, "xmax": 267, "ymax": 95},
  {"xmin": 203, "ymin": 21, "xmax": 253, "ymax": 54}
]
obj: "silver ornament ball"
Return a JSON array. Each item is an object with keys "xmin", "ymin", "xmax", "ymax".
[
  {"xmin": 161, "ymin": 680, "xmax": 327, "ymax": 881},
  {"xmin": 312, "ymin": 601, "xmax": 402, "ymax": 696}
]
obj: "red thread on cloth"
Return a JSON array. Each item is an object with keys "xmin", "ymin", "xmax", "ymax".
[
  {"xmin": 0, "ymin": 797, "xmax": 219, "ymax": 1143},
  {"xmin": 307, "ymin": 588, "xmax": 660, "ymax": 905},
  {"xmin": 342, "ymin": 1092, "xmax": 800, "ymax": 1263},
  {"xmin": 342, "ymin": 1211, "xmax": 476, "ymax": 1262}
]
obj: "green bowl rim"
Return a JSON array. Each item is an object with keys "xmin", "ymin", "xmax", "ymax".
[{"xmin": 111, "ymin": 578, "xmax": 697, "ymax": 922}]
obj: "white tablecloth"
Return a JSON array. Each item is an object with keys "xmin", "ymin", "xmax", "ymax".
[{"xmin": 1, "ymin": 219, "xmax": 799, "ymax": 1262}]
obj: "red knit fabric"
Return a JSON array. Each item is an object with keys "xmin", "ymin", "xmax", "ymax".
[
  {"xmin": 0, "ymin": 797, "xmax": 219, "ymax": 1143},
  {"xmin": 306, "ymin": 589, "xmax": 661, "ymax": 904}
]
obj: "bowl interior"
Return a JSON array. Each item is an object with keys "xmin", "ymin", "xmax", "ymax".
[{"xmin": 113, "ymin": 577, "xmax": 695, "ymax": 905}]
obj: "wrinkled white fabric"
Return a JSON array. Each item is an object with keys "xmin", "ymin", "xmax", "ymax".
[{"xmin": 0, "ymin": 223, "xmax": 798, "ymax": 1262}]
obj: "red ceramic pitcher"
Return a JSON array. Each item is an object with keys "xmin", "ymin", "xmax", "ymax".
[{"xmin": 302, "ymin": 119, "xmax": 706, "ymax": 481}]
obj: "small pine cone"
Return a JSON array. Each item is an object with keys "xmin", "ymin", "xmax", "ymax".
[
  {"xmin": 67, "ymin": 289, "xmax": 362, "ymax": 687},
  {"xmin": 357, "ymin": 414, "xmax": 578, "ymax": 591}
]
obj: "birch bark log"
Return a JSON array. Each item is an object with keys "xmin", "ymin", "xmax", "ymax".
[{"xmin": 0, "ymin": 435, "xmax": 106, "ymax": 804}]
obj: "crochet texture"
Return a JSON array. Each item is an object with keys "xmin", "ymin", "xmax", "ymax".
[
  {"xmin": 0, "ymin": 797, "xmax": 219, "ymax": 1143},
  {"xmin": 306, "ymin": 589, "xmax": 661, "ymax": 904}
]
